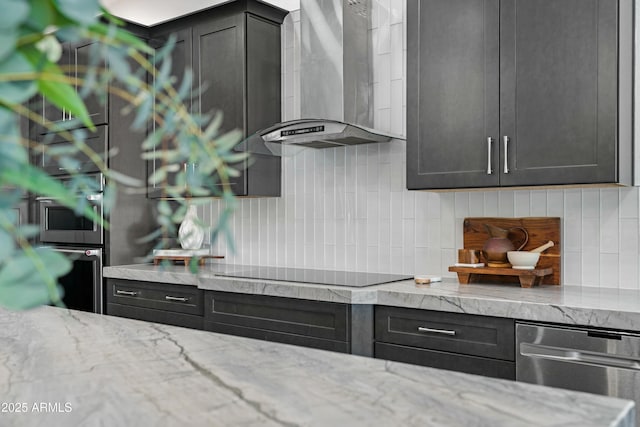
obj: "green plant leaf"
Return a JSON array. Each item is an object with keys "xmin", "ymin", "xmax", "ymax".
[
  {"xmin": 0, "ymin": 50, "xmax": 37, "ymax": 104},
  {"xmin": 0, "ymin": 228, "xmax": 15, "ymax": 260},
  {"xmin": 0, "ymin": 164, "xmax": 104, "ymax": 228},
  {"xmin": 0, "ymin": 0, "xmax": 30, "ymax": 30},
  {"xmin": 21, "ymin": 46, "xmax": 95, "ymax": 130},
  {"xmin": 0, "ymin": 31, "xmax": 18, "ymax": 63},
  {"xmin": 24, "ymin": 0, "xmax": 56, "ymax": 32},
  {"xmin": 53, "ymin": 0, "xmax": 100, "ymax": 26},
  {"xmin": 0, "ymin": 248, "xmax": 70, "ymax": 310},
  {"xmin": 89, "ymin": 22, "xmax": 152, "ymax": 54}
]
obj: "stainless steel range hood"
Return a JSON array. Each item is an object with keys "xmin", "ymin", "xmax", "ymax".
[{"xmin": 247, "ymin": 0, "xmax": 399, "ymax": 155}]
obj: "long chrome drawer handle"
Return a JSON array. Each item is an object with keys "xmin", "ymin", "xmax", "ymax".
[
  {"xmin": 418, "ymin": 327, "xmax": 456, "ymax": 336},
  {"xmin": 165, "ymin": 296, "xmax": 188, "ymax": 302},
  {"xmin": 487, "ymin": 137, "xmax": 493, "ymax": 175},
  {"xmin": 116, "ymin": 290, "xmax": 138, "ymax": 297}
]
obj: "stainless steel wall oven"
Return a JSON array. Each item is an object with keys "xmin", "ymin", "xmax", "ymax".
[{"xmin": 37, "ymin": 173, "xmax": 105, "ymax": 313}]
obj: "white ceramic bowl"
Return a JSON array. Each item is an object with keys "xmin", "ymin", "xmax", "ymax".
[{"xmin": 507, "ymin": 251, "xmax": 540, "ymax": 270}]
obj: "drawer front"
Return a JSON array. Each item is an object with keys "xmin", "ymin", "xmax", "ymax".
[
  {"xmin": 375, "ymin": 342, "xmax": 515, "ymax": 380},
  {"xmin": 205, "ymin": 291, "xmax": 349, "ymax": 342},
  {"xmin": 38, "ymin": 125, "xmax": 107, "ymax": 175},
  {"xmin": 375, "ymin": 306, "xmax": 514, "ymax": 360},
  {"xmin": 107, "ymin": 304, "xmax": 203, "ymax": 330},
  {"xmin": 204, "ymin": 321, "xmax": 350, "ymax": 353},
  {"xmin": 107, "ymin": 279, "xmax": 203, "ymax": 316}
]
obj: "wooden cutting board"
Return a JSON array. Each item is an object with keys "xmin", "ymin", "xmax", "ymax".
[{"xmin": 460, "ymin": 217, "xmax": 561, "ymax": 286}]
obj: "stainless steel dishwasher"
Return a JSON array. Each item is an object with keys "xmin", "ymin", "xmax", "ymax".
[{"xmin": 516, "ymin": 322, "xmax": 640, "ymax": 425}]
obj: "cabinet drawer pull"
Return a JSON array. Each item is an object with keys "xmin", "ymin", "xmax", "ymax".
[
  {"xmin": 486, "ymin": 137, "xmax": 493, "ymax": 175},
  {"xmin": 116, "ymin": 290, "xmax": 138, "ymax": 297},
  {"xmin": 503, "ymin": 135, "xmax": 510, "ymax": 174},
  {"xmin": 418, "ymin": 326, "xmax": 456, "ymax": 336},
  {"xmin": 165, "ymin": 295, "xmax": 188, "ymax": 302}
]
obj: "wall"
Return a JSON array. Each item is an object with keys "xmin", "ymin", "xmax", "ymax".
[{"xmin": 202, "ymin": 1, "xmax": 640, "ymax": 290}]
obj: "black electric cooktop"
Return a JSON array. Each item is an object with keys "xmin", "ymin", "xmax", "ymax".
[{"xmin": 214, "ymin": 267, "xmax": 412, "ymax": 287}]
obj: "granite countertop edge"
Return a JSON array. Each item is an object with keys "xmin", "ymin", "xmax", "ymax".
[{"xmin": 103, "ymin": 264, "xmax": 640, "ymax": 331}]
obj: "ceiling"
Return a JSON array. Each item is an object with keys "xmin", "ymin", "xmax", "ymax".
[{"xmin": 100, "ymin": 0, "xmax": 299, "ymax": 26}]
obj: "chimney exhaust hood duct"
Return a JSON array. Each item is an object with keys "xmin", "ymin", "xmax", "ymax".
[{"xmin": 247, "ymin": 0, "xmax": 400, "ymax": 155}]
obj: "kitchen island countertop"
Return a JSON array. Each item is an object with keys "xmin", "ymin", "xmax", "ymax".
[
  {"xmin": 105, "ymin": 263, "xmax": 640, "ymax": 331},
  {"xmin": 0, "ymin": 306, "xmax": 635, "ymax": 426}
]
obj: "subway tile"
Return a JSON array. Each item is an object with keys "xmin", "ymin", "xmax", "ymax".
[
  {"xmin": 530, "ymin": 190, "xmax": 547, "ymax": 216},
  {"xmin": 378, "ymin": 190, "xmax": 391, "ymax": 220},
  {"xmin": 427, "ymin": 219, "xmax": 442, "ymax": 248},
  {"xmin": 619, "ymin": 218, "xmax": 639, "ymax": 254},
  {"xmin": 356, "ymin": 244, "xmax": 368, "ymax": 271},
  {"xmin": 390, "ymin": 24, "xmax": 404, "ymax": 80},
  {"xmin": 468, "ymin": 192, "xmax": 484, "ymax": 216},
  {"xmin": 563, "ymin": 213, "xmax": 583, "ymax": 252},
  {"xmin": 367, "ymin": 217, "xmax": 379, "ymax": 246},
  {"xmin": 403, "ymin": 245, "xmax": 415, "ymax": 274},
  {"xmin": 600, "ymin": 189, "xmax": 619, "ymax": 254},
  {"xmin": 426, "ymin": 192, "xmax": 441, "ymax": 219},
  {"xmin": 454, "ymin": 192, "xmax": 470, "ymax": 219},
  {"xmin": 379, "ymin": 219, "xmax": 391, "ymax": 247},
  {"xmin": 563, "ymin": 252, "xmax": 582, "ymax": 285},
  {"xmin": 546, "ymin": 190, "xmax": 564, "ymax": 217},
  {"xmin": 483, "ymin": 191, "xmax": 499, "ymax": 216},
  {"xmin": 390, "ymin": 215, "xmax": 403, "ymax": 247},
  {"xmin": 581, "ymin": 189, "xmax": 599, "ymax": 218},
  {"xmin": 335, "ymin": 244, "xmax": 346, "ymax": 270},
  {"xmin": 441, "ymin": 249, "xmax": 456, "ymax": 277},
  {"xmin": 367, "ymin": 246, "xmax": 380, "ymax": 273},
  {"xmin": 514, "ymin": 190, "xmax": 530, "ymax": 217},
  {"xmin": 619, "ymin": 253, "xmax": 640, "ymax": 290},
  {"xmin": 403, "ymin": 191, "xmax": 415, "ymax": 219},
  {"xmin": 498, "ymin": 191, "xmax": 514, "ymax": 217},
  {"xmin": 375, "ymin": 108, "xmax": 392, "ymax": 134},
  {"xmin": 619, "ymin": 187, "xmax": 639, "ymax": 218},
  {"xmin": 581, "ymin": 248, "xmax": 600, "ymax": 287},
  {"xmin": 379, "ymin": 244, "xmax": 391, "ymax": 272},
  {"xmin": 324, "ymin": 244, "xmax": 336, "ymax": 270},
  {"xmin": 374, "ymin": 80, "xmax": 391, "ymax": 110},
  {"xmin": 426, "ymin": 248, "xmax": 442, "ymax": 274},
  {"xmin": 390, "ymin": 247, "xmax": 404, "ymax": 274},
  {"xmin": 599, "ymin": 253, "xmax": 619, "ymax": 289},
  {"xmin": 414, "ymin": 247, "xmax": 429, "ymax": 274}
]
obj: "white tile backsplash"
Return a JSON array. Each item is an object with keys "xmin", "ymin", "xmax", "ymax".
[{"xmin": 203, "ymin": 1, "xmax": 640, "ymax": 290}]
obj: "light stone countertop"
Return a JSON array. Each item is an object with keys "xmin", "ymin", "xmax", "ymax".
[
  {"xmin": 0, "ymin": 306, "xmax": 635, "ymax": 427},
  {"xmin": 103, "ymin": 264, "xmax": 640, "ymax": 332}
]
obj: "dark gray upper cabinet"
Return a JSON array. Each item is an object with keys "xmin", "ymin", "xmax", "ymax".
[
  {"xmin": 148, "ymin": 0, "xmax": 286, "ymax": 198},
  {"xmin": 407, "ymin": 0, "xmax": 633, "ymax": 190}
]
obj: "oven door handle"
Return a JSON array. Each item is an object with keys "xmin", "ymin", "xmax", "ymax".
[
  {"xmin": 520, "ymin": 343, "xmax": 640, "ymax": 371},
  {"xmin": 51, "ymin": 248, "xmax": 101, "ymax": 257},
  {"xmin": 36, "ymin": 194, "xmax": 102, "ymax": 202}
]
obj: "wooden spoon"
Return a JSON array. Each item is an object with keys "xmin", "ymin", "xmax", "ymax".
[{"xmin": 530, "ymin": 240, "xmax": 554, "ymax": 253}]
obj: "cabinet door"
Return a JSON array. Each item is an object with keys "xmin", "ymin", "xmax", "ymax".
[
  {"xmin": 41, "ymin": 42, "xmax": 72, "ymax": 128},
  {"xmin": 72, "ymin": 40, "xmax": 108, "ymax": 126},
  {"xmin": 407, "ymin": 0, "xmax": 500, "ymax": 190},
  {"xmin": 148, "ymin": 28, "xmax": 193, "ymax": 199},
  {"xmin": 193, "ymin": 16, "xmax": 247, "ymax": 196},
  {"xmin": 500, "ymin": 0, "xmax": 618, "ymax": 186}
]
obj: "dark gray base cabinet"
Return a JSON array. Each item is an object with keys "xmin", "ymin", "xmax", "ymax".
[
  {"xmin": 106, "ymin": 279, "xmax": 203, "ymax": 329},
  {"xmin": 204, "ymin": 291, "xmax": 370, "ymax": 354},
  {"xmin": 374, "ymin": 306, "xmax": 515, "ymax": 380}
]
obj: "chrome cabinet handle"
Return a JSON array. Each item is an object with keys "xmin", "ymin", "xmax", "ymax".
[
  {"xmin": 165, "ymin": 295, "xmax": 188, "ymax": 302},
  {"xmin": 418, "ymin": 326, "xmax": 456, "ymax": 336},
  {"xmin": 503, "ymin": 136, "xmax": 510, "ymax": 174},
  {"xmin": 486, "ymin": 137, "xmax": 493, "ymax": 175},
  {"xmin": 116, "ymin": 290, "xmax": 138, "ymax": 297}
]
